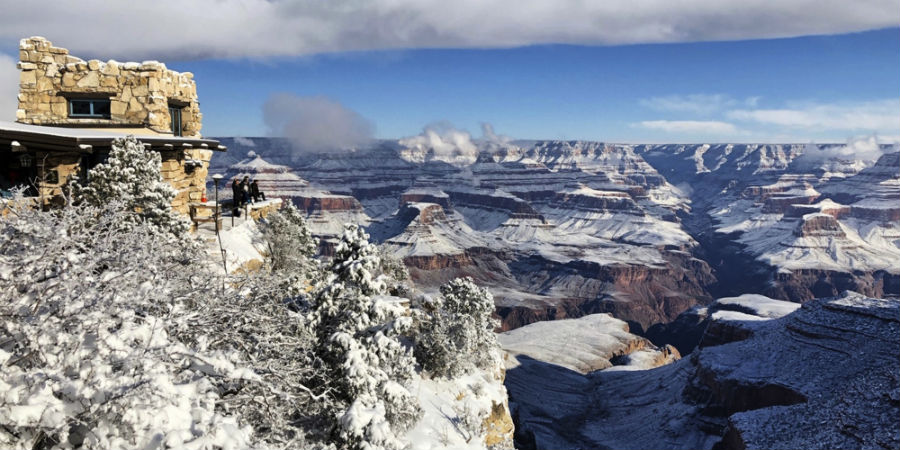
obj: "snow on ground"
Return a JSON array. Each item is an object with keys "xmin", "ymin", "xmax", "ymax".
[
  {"xmin": 714, "ymin": 294, "xmax": 801, "ymax": 319},
  {"xmin": 710, "ymin": 310, "xmax": 771, "ymax": 322},
  {"xmin": 603, "ymin": 349, "xmax": 677, "ymax": 372},
  {"xmin": 543, "ymin": 206, "xmax": 694, "ymax": 248},
  {"xmin": 499, "ymin": 314, "xmax": 650, "ymax": 374},
  {"xmin": 197, "ymin": 217, "xmax": 267, "ymax": 274},
  {"xmin": 403, "ymin": 187, "xmax": 450, "ymax": 198},
  {"xmin": 713, "ymin": 198, "xmax": 900, "ymax": 274},
  {"xmin": 305, "ymin": 208, "xmax": 372, "ymax": 238},
  {"xmin": 382, "ymin": 207, "xmax": 484, "ymax": 259},
  {"xmin": 407, "ymin": 369, "xmax": 510, "ymax": 450}
]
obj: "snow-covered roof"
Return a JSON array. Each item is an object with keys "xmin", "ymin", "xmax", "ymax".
[{"xmin": 0, "ymin": 120, "xmax": 224, "ymax": 152}]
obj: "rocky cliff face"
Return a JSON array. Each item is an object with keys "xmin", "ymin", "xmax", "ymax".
[
  {"xmin": 635, "ymin": 143, "xmax": 900, "ymax": 302},
  {"xmin": 506, "ymin": 292, "xmax": 899, "ymax": 450},
  {"xmin": 214, "ymin": 138, "xmax": 899, "ymax": 336}
]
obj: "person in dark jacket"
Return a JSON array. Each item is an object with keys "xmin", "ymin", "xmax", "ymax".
[
  {"xmin": 231, "ymin": 177, "xmax": 242, "ymax": 208},
  {"xmin": 242, "ymin": 176, "xmax": 252, "ymax": 205},
  {"xmin": 250, "ymin": 180, "xmax": 265, "ymax": 202}
]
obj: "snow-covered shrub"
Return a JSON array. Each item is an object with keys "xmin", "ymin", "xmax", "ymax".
[
  {"xmin": 452, "ymin": 400, "xmax": 488, "ymax": 443},
  {"xmin": 0, "ymin": 198, "xmax": 254, "ymax": 449},
  {"xmin": 308, "ymin": 224, "xmax": 420, "ymax": 450},
  {"xmin": 263, "ymin": 201, "xmax": 318, "ymax": 273},
  {"xmin": 176, "ymin": 273, "xmax": 324, "ymax": 448},
  {"xmin": 259, "ymin": 202, "xmax": 320, "ymax": 303},
  {"xmin": 72, "ymin": 135, "xmax": 189, "ymax": 237},
  {"xmin": 414, "ymin": 277, "xmax": 501, "ymax": 378},
  {"xmin": 376, "ymin": 251, "xmax": 412, "ymax": 298}
]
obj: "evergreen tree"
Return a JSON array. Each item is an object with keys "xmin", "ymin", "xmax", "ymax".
[
  {"xmin": 73, "ymin": 136, "xmax": 189, "ymax": 236},
  {"xmin": 308, "ymin": 224, "xmax": 420, "ymax": 450},
  {"xmin": 260, "ymin": 202, "xmax": 320, "ymax": 302},
  {"xmin": 264, "ymin": 202, "xmax": 318, "ymax": 272},
  {"xmin": 415, "ymin": 277, "xmax": 501, "ymax": 378}
]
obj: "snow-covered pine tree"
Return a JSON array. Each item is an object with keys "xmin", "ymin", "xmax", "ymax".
[
  {"xmin": 264, "ymin": 201, "xmax": 318, "ymax": 272},
  {"xmin": 259, "ymin": 202, "xmax": 320, "ymax": 302},
  {"xmin": 72, "ymin": 135, "xmax": 189, "ymax": 236},
  {"xmin": 308, "ymin": 224, "xmax": 420, "ymax": 450},
  {"xmin": 377, "ymin": 252, "xmax": 412, "ymax": 298},
  {"xmin": 414, "ymin": 277, "xmax": 501, "ymax": 378}
]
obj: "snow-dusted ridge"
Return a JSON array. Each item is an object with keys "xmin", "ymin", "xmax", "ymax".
[{"xmin": 215, "ymin": 138, "xmax": 899, "ymax": 333}]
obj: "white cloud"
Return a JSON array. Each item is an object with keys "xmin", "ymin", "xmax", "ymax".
[
  {"xmin": 0, "ymin": 53, "xmax": 18, "ymax": 121},
  {"xmin": 640, "ymin": 94, "xmax": 763, "ymax": 115},
  {"xmin": 399, "ymin": 122, "xmax": 479, "ymax": 165},
  {"xmin": 262, "ymin": 94, "xmax": 374, "ymax": 153},
  {"xmin": 232, "ymin": 136, "xmax": 256, "ymax": 147},
  {"xmin": 0, "ymin": 1, "xmax": 895, "ymax": 60},
  {"xmin": 638, "ymin": 120, "xmax": 739, "ymax": 134},
  {"xmin": 799, "ymin": 135, "xmax": 890, "ymax": 163},
  {"xmin": 727, "ymin": 99, "xmax": 900, "ymax": 132},
  {"xmin": 639, "ymin": 94, "xmax": 735, "ymax": 115}
]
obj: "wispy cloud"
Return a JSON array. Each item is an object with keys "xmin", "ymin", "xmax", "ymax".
[
  {"xmin": 0, "ymin": 53, "xmax": 18, "ymax": 121},
  {"xmin": 640, "ymin": 94, "xmax": 762, "ymax": 115},
  {"xmin": 632, "ymin": 97, "xmax": 899, "ymax": 142},
  {"xmin": 640, "ymin": 94, "xmax": 740, "ymax": 115},
  {"xmin": 727, "ymin": 99, "xmax": 899, "ymax": 132},
  {"xmin": 637, "ymin": 120, "xmax": 739, "ymax": 134},
  {"xmin": 0, "ymin": 1, "xmax": 896, "ymax": 60}
]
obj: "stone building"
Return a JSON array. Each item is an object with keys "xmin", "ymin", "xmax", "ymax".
[{"xmin": 1, "ymin": 37, "xmax": 224, "ymax": 215}]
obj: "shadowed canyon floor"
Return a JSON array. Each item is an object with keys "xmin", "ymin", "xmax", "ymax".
[{"xmin": 503, "ymin": 292, "xmax": 900, "ymax": 450}]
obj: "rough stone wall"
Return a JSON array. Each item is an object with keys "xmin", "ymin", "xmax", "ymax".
[
  {"xmin": 16, "ymin": 37, "xmax": 201, "ymax": 136},
  {"xmin": 27, "ymin": 147, "xmax": 213, "ymax": 215},
  {"xmin": 162, "ymin": 148, "xmax": 214, "ymax": 215},
  {"xmin": 242, "ymin": 199, "xmax": 284, "ymax": 220},
  {"xmin": 34, "ymin": 151, "xmax": 81, "ymax": 205}
]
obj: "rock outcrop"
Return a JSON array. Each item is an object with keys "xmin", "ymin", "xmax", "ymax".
[
  {"xmin": 499, "ymin": 313, "xmax": 679, "ymax": 374},
  {"xmin": 794, "ymin": 213, "xmax": 845, "ymax": 237},
  {"xmin": 506, "ymin": 292, "xmax": 899, "ymax": 450}
]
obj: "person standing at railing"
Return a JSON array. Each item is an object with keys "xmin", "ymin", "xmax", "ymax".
[
  {"xmin": 250, "ymin": 180, "xmax": 265, "ymax": 202},
  {"xmin": 231, "ymin": 177, "xmax": 243, "ymax": 217},
  {"xmin": 242, "ymin": 176, "xmax": 252, "ymax": 205}
]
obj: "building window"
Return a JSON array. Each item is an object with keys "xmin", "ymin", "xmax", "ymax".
[
  {"xmin": 169, "ymin": 105, "xmax": 183, "ymax": 137},
  {"xmin": 68, "ymin": 99, "xmax": 111, "ymax": 118}
]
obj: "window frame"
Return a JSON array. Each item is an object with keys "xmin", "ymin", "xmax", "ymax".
[
  {"xmin": 168, "ymin": 104, "xmax": 183, "ymax": 137},
  {"xmin": 68, "ymin": 98, "xmax": 112, "ymax": 119}
]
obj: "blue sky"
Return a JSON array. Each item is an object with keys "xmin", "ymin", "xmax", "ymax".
[
  {"xmin": 175, "ymin": 29, "xmax": 899, "ymax": 142},
  {"xmin": 0, "ymin": 1, "xmax": 897, "ymax": 144}
]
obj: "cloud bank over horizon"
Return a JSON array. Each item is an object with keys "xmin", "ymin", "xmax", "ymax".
[
  {"xmin": 0, "ymin": 1, "xmax": 896, "ymax": 60},
  {"xmin": 634, "ymin": 96, "xmax": 900, "ymax": 143}
]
